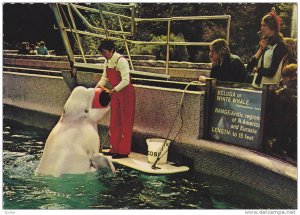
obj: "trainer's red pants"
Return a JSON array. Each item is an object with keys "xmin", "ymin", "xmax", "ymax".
[{"xmin": 107, "ymin": 67, "xmax": 135, "ymax": 155}]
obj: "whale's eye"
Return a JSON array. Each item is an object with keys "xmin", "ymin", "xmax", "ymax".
[{"xmin": 84, "ymin": 109, "xmax": 88, "ymax": 113}]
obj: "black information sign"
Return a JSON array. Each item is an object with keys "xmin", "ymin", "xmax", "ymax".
[{"xmin": 209, "ymin": 87, "xmax": 262, "ymax": 150}]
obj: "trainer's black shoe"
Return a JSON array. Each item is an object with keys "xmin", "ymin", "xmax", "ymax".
[
  {"xmin": 112, "ymin": 154, "xmax": 128, "ymax": 159},
  {"xmin": 102, "ymin": 152, "xmax": 115, "ymax": 156}
]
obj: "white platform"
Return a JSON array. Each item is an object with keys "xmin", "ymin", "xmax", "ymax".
[{"xmin": 100, "ymin": 150, "xmax": 189, "ymax": 174}]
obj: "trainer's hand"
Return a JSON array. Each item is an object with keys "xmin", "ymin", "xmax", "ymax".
[
  {"xmin": 99, "ymin": 86, "xmax": 109, "ymax": 92},
  {"xmin": 106, "ymin": 89, "xmax": 115, "ymax": 94},
  {"xmin": 102, "ymin": 87, "xmax": 115, "ymax": 94}
]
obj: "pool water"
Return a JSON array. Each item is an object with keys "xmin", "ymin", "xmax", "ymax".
[{"xmin": 3, "ymin": 119, "xmax": 289, "ymax": 209}]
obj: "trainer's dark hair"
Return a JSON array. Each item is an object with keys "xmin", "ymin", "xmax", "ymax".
[
  {"xmin": 98, "ymin": 39, "xmax": 116, "ymax": 52},
  {"xmin": 99, "ymin": 91, "xmax": 111, "ymax": 107}
]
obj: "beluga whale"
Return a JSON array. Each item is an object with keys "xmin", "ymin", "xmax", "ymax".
[{"xmin": 35, "ymin": 86, "xmax": 115, "ymax": 177}]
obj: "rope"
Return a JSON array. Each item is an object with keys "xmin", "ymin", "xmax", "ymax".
[{"xmin": 151, "ymin": 81, "xmax": 201, "ymax": 170}]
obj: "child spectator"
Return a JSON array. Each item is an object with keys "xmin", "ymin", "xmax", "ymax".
[
  {"xmin": 283, "ymin": 38, "xmax": 297, "ymax": 66},
  {"xmin": 29, "ymin": 43, "xmax": 37, "ymax": 55},
  {"xmin": 281, "ymin": 63, "xmax": 297, "ymax": 89}
]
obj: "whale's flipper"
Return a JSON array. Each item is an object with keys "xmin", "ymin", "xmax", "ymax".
[{"xmin": 91, "ymin": 154, "xmax": 116, "ymax": 173}]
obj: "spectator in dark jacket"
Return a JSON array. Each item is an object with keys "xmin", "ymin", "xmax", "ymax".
[
  {"xmin": 18, "ymin": 42, "xmax": 30, "ymax": 55},
  {"xmin": 199, "ymin": 39, "xmax": 247, "ymax": 83}
]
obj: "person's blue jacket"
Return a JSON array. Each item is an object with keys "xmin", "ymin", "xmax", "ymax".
[{"xmin": 37, "ymin": 46, "xmax": 49, "ymax": 55}]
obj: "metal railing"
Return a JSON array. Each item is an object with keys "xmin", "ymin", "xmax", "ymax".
[{"xmin": 51, "ymin": 3, "xmax": 231, "ymax": 76}]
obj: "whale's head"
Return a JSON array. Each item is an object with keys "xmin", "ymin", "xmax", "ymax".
[{"xmin": 62, "ymin": 86, "xmax": 110, "ymax": 123}]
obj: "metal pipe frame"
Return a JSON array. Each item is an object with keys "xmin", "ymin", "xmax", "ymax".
[
  {"xmin": 66, "ymin": 3, "xmax": 230, "ymax": 47},
  {"xmin": 67, "ymin": 3, "xmax": 231, "ymax": 44},
  {"xmin": 74, "ymin": 62, "xmax": 171, "ymax": 79},
  {"xmin": 102, "ymin": 3, "xmax": 136, "ymax": 9},
  {"xmin": 69, "ymin": 3, "xmax": 132, "ymax": 36},
  {"xmin": 226, "ymin": 15, "xmax": 231, "ymax": 45},
  {"xmin": 50, "ymin": 3, "xmax": 76, "ymax": 78},
  {"xmin": 61, "ymin": 28, "xmax": 213, "ymax": 46},
  {"xmin": 67, "ymin": 4, "xmax": 86, "ymax": 63},
  {"xmin": 67, "ymin": 3, "xmax": 230, "ymax": 22},
  {"xmin": 54, "ymin": 3, "xmax": 231, "ymax": 77},
  {"xmin": 62, "ymin": 3, "xmax": 133, "ymax": 20},
  {"xmin": 166, "ymin": 20, "xmax": 171, "ymax": 75},
  {"xmin": 118, "ymin": 16, "xmax": 135, "ymax": 70},
  {"xmin": 130, "ymin": 3, "xmax": 136, "ymax": 35},
  {"xmin": 135, "ymin": 15, "xmax": 231, "ymax": 22},
  {"xmin": 72, "ymin": 3, "xmax": 136, "ymax": 36},
  {"xmin": 97, "ymin": 4, "xmax": 109, "ymax": 38}
]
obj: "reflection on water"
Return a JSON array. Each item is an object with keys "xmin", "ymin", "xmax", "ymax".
[{"xmin": 3, "ymin": 119, "xmax": 289, "ymax": 209}]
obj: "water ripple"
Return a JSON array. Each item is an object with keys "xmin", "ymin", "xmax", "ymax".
[{"xmin": 2, "ymin": 119, "xmax": 290, "ymax": 209}]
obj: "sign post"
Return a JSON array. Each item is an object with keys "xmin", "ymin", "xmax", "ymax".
[{"xmin": 203, "ymin": 78, "xmax": 216, "ymax": 139}]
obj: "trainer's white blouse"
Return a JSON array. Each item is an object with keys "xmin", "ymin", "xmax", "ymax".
[{"xmin": 96, "ymin": 52, "xmax": 130, "ymax": 92}]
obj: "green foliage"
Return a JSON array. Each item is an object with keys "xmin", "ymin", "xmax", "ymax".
[
  {"xmin": 73, "ymin": 36, "xmax": 101, "ymax": 55},
  {"xmin": 275, "ymin": 3, "xmax": 295, "ymax": 37},
  {"xmin": 130, "ymin": 33, "xmax": 189, "ymax": 61},
  {"xmin": 88, "ymin": 3, "xmax": 133, "ymax": 34},
  {"xmin": 73, "ymin": 35, "xmax": 126, "ymax": 55}
]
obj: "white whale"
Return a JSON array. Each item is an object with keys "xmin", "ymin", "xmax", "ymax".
[{"xmin": 35, "ymin": 86, "xmax": 115, "ymax": 177}]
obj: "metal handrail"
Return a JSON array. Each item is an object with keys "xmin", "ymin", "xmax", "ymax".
[
  {"xmin": 132, "ymin": 77, "xmax": 206, "ymax": 86},
  {"xmin": 61, "ymin": 28, "xmax": 213, "ymax": 46},
  {"xmin": 67, "ymin": 4, "xmax": 86, "ymax": 63},
  {"xmin": 71, "ymin": 5, "xmax": 230, "ymax": 22},
  {"xmin": 71, "ymin": 5, "xmax": 230, "ymax": 46},
  {"xmin": 69, "ymin": 3, "xmax": 132, "ymax": 36},
  {"xmin": 135, "ymin": 15, "xmax": 231, "ymax": 22},
  {"xmin": 74, "ymin": 62, "xmax": 171, "ymax": 79},
  {"xmin": 62, "ymin": 3, "xmax": 133, "ymax": 20},
  {"xmin": 50, "ymin": 3, "xmax": 76, "ymax": 78},
  {"xmin": 69, "ymin": 3, "xmax": 136, "ymax": 35},
  {"xmin": 70, "ymin": 4, "xmax": 230, "ymax": 46},
  {"xmin": 166, "ymin": 20, "xmax": 171, "ymax": 75},
  {"xmin": 102, "ymin": 3, "xmax": 136, "ymax": 9},
  {"xmin": 118, "ymin": 16, "xmax": 135, "ymax": 70},
  {"xmin": 53, "ymin": 3, "xmax": 231, "ymax": 77},
  {"xmin": 97, "ymin": 4, "xmax": 109, "ymax": 38}
]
